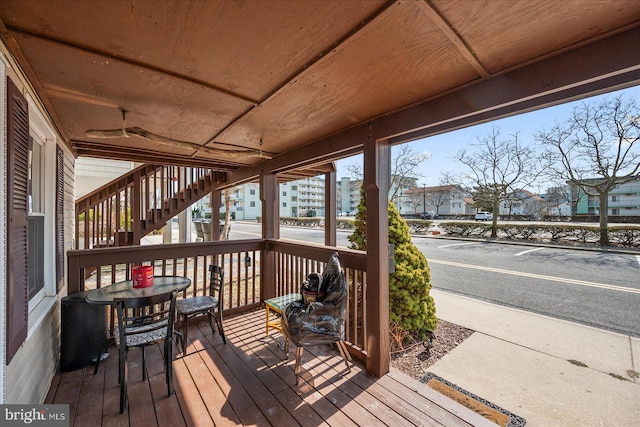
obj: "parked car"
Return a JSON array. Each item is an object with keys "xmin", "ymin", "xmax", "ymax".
[
  {"xmin": 474, "ymin": 211, "xmax": 493, "ymax": 221},
  {"xmin": 421, "ymin": 212, "xmax": 439, "ymax": 219}
]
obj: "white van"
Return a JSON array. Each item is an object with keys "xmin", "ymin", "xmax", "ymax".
[{"xmin": 474, "ymin": 211, "xmax": 493, "ymax": 221}]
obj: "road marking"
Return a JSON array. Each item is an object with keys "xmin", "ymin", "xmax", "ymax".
[
  {"xmin": 429, "ymin": 259, "xmax": 640, "ymax": 295},
  {"xmin": 514, "ymin": 247, "xmax": 545, "ymax": 256},
  {"xmin": 437, "ymin": 242, "xmax": 481, "ymax": 249},
  {"xmin": 637, "ymin": 255, "xmax": 640, "ymax": 268},
  {"xmin": 233, "ymin": 230, "xmax": 261, "ymax": 237}
]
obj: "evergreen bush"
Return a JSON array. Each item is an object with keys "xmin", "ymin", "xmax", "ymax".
[{"xmin": 348, "ymin": 186, "xmax": 437, "ymax": 339}]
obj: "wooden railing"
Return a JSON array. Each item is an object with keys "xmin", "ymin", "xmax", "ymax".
[
  {"xmin": 67, "ymin": 238, "xmax": 369, "ymax": 361},
  {"xmin": 68, "ymin": 240, "xmax": 263, "ymax": 336},
  {"xmin": 266, "ymin": 240, "xmax": 368, "ymax": 360},
  {"xmin": 75, "ymin": 164, "xmax": 224, "ymax": 249}
]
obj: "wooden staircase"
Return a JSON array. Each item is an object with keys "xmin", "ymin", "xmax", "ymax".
[{"xmin": 75, "ymin": 164, "xmax": 226, "ymax": 250}]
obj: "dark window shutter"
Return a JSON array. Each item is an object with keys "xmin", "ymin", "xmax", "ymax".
[
  {"xmin": 56, "ymin": 146, "xmax": 64, "ymax": 292},
  {"xmin": 6, "ymin": 77, "xmax": 29, "ymax": 364}
]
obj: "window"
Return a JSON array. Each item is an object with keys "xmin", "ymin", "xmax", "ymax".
[
  {"xmin": 612, "ymin": 196, "xmax": 618, "ymax": 202},
  {"xmin": 282, "ymin": 202, "xmax": 287, "ymax": 207},
  {"xmin": 282, "ymin": 191, "xmax": 287, "ymax": 196},
  {"xmin": 250, "ymin": 188, "xmax": 256, "ymax": 195},
  {"xmin": 250, "ymin": 201, "xmax": 256, "ymax": 207},
  {"xmin": 28, "ymin": 135, "xmax": 45, "ymax": 302}
]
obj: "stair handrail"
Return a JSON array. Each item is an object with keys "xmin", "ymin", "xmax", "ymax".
[{"xmin": 75, "ymin": 164, "xmax": 220, "ymax": 250}]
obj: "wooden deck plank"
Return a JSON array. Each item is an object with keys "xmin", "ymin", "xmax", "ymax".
[
  {"xmin": 45, "ymin": 309, "xmax": 487, "ymax": 427},
  {"xmin": 294, "ymin": 344, "xmax": 411, "ymax": 427},
  {"xmin": 219, "ymin": 321, "xmax": 333, "ymax": 427},
  {"xmin": 146, "ymin": 345, "xmax": 187, "ymax": 427},
  {"xmin": 101, "ymin": 347, "xmax": 130, "ymax": 427},
  {"xmin": 44, "ymin": 372, "xmax": 62, "ymax": 404},
  {"xmin": 125, "ymin": 347, "xmax": 158, "ymax": 425},
  {"xmin": 385, "ymin": 371, "xmax": 498, "ymax": 427},
  {"xmin": 194, "ymin": 322, "xmax": 298, "ymax": 426},
  {"xmin": 230, "ymin": 310, "xmax": 398, "ymax": 425},
  {"xmin": 72, "ymin": 355, "xmax": 106, "ymax": 427},
  {"xmin": 303, "ymin": 346, "xmax": 417, "ymax": 427},
  {"xmin": 182, "ymin": 327, "xmax": 251, "ymax": 425},
  {"xmin": 50, "ymin": 367, "xmax": 83, "ymax": 427},
  {"xmin": 224, "ymin": 313, "xmax": 378, "ymax": 427},
  {"xmin": 172, "ymin": 352, "xmax": 214, "ymax": 427}
]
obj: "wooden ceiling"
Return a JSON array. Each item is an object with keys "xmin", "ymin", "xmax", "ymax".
[{"xmin": 1, "ymin": 0, "xmax": 639, "ymax": 183}]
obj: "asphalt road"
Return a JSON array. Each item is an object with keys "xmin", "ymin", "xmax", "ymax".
[{"xmin": 229, "ymin": 221, "xmax": 640, "ymax": 337}]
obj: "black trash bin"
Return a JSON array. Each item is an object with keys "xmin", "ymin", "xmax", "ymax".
[{"xmin": 60, "ymin": 290, "xmax": 108, "ymax": 372}]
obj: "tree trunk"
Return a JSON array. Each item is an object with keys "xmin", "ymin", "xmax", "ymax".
[
  {"xmin": 490, "ymin": 201, "xmax": 499, "ymax": 238},
  {"xmin": 598, "ymin": 192, "xmax": 609, "ymax": 246},
  {"xmin": 221, "ymin": 189, "xmax": 231, "ymax": 240}
]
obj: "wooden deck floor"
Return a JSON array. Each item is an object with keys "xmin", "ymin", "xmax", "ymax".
[{"xmin": 45, "ymin": 309, "xmax": 492, "ymax": 426}]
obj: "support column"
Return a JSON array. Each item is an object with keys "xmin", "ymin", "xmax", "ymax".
[
  {"xmin": 324, "ymin": 170, "xmax": 337, "ymax": 247},
  {"xmin": 178, "ymin": 207, "xmax": 191, "ymax": 243},
  {"xmin": 131, "ymin": 169, "xmax": 142, "ymax": 245},
  {"xmin": 210, "ymin": 190, "xmax": 222, "ymax": 240},
  {"xmin": 260, "ymin": 173, "xmax": 279, "ymax": 301},
  {"xmin": 162, "ymin": 223, "xmax": 172, "ymax": 244},
  {"xmin": 364, "ymin": 137, "xmax": 390, "ymax": 377}
]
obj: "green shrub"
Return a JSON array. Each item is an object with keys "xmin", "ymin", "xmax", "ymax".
[
  {"xmin": 440, "ymin": 221, "xmax": 491, "ymax": 237},
  {"xmin": 405, "ymin": 219, "xmax": 432, "ymax": 234},
  {"xmin": 348, "ymin": 185, "xmax": 437, "ymax": 339}
]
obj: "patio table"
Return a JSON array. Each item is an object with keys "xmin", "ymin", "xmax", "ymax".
[
  {"xmin": 85, "ymin": 275, "xmax": 191, "ymax": 305},
  {"xmin": 84, "ymin": 275, "xmax": 191, "ymax": 372}
]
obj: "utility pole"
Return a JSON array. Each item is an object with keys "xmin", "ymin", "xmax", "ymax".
[{"xmin": 423, "ymin": 184, "xmax": 426, "ymax": 218}]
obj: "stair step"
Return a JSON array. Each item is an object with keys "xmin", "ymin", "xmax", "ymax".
[{"xmin": 77, "ymin": 166, "xmax": 218, "ymax": 248}]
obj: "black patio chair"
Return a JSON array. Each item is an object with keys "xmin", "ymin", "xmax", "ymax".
[
  {"xmin": 114, "ymin": 291, "xmax": 177, "ymax": 413},
  {"xmin": 175, "ymin": 264, "xmax": 226, "ymax": 353}
]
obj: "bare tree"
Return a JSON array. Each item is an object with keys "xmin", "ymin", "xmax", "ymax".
[
  {"xmin": 537, "ymin": 95, "xmax": 640, "ymax": 245},
  {"xmin": 347, "ymin": 145, "xmax": 431, "ymax": 200},
  {"xmin": 454, "ymin": 127, "xmax": 541, "ymax": 237},
  {"xmin": 425, "ymin": 181, "xmax": 460, "ymax": 215},
  {"xmin": 545, "ymin": 182, "xmax": 581, "ymax": 217}
]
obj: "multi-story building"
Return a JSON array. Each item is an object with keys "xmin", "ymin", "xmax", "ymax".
[
  {"xmin": 337, "ymin": 177, "xmax": 361, "ymax": 215},
  {"xmin": 573, "ymin": 177, "xmax": 640, "ymax": 217},
  {"xmin": 227, "ymin": 177, "xmax": 326, "ymax": 220},
  {"xmin": 405, "ymin": 185, "xmax": 472, "ymax": 216},
  {"xmin": 337, "ymin": 176, "xmax": 417, "ymax": 216}
]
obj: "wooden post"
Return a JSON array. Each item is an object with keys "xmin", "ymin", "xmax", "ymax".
[
  {"xmin": 210, "ymin": 189, "xmax": 222, "ymax": 240},
  {"xmin": 364, "ymin": 137, "xmax": 390, "ymax": 377},
  {"xmin": 131, "ymin": 169, "xmax": 142, "ymax": 245},
  {"xmin": 260, "ymin": 173, "xmax": 279, "ymax": 301},
  {"xmin": 325, "ymin": 170, "xmax": 337, "ymax": 247}
]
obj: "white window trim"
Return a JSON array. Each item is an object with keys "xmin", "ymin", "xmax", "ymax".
[{"xmin": 26, "ymin": 93, "xmax": 59, "ymax": 336}]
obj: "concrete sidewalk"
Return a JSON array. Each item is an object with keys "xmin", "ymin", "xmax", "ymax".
[{"xmin": 429, "ymin": 289, "xmax": 639, "ymax": 426}]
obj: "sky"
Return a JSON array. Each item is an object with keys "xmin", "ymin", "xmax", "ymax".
[{"xmin": 336, "ymin": 85, "xmax": 640, "ymax": 191}]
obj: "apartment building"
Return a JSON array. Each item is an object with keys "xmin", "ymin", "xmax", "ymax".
[
  {"xmin": 228, "ymin": 177, "xmax": 326, "ymax": 220},
  {"xmin": 405, "ymin": 185, "xmax": 472, "ymax": 216},
  {"xmin": 574, "ymin": 178, "xmax": 640, "ymax": 217}
]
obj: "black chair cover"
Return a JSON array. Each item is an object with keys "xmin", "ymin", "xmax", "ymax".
[{"xmin": 282, "ymin": 252, "xmax": 348, "ymax": 347}]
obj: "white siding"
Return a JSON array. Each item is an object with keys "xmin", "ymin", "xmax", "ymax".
[
  {"xmin": 2, "ymin": 43, "xmax": 75, "ymax": 404},
  {"xmin": 74, "ymin": 157, "xmax": 135, "ymax": 199}
]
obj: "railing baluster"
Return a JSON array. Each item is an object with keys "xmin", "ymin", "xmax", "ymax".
[{"xmin": 68, "ymin": 240, "xmax": 366, "ymax": 360}]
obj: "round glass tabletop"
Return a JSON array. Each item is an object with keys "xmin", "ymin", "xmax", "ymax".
[{"xmin": 85, "ymin": 276, "xmax": 191, "ymax": 305}]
